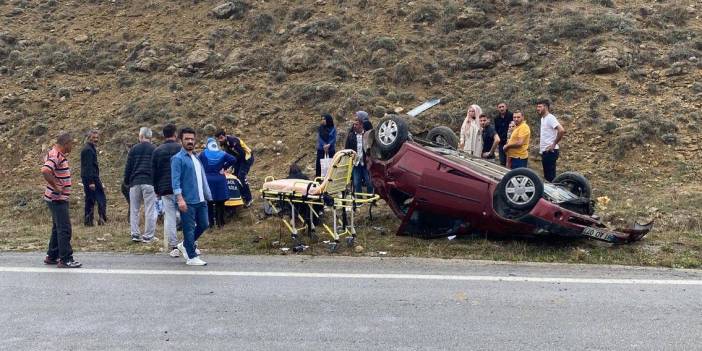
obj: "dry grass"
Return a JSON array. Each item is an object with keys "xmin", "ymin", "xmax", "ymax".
[{"xmin": 2, "ymin": 189, "xmax": 699, "ymax": 268}]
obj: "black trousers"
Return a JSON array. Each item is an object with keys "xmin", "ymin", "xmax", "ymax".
[
  {"xmin": 542, "ymin": 149, "xmax": 559, "ymax": 182},
  {"xmin": 83, "ymin": 178, "xmax": 107, "ymax": 225},
  {"xmin": 498, "ymin": 142, "xmax": 507, "ymax": 166},
  {"xmin": 208, "ymin": 201, "xmax": 226, "ymax": 228},
  {"xmin": 46, "ymin": 200, "xmax": 73, "ymax": 262}
]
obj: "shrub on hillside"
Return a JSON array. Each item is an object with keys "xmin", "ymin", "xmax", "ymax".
[
  {"xmin": 249, "ymin": 13, "xmax": 275, "ymax": 39},
  {"xmin": 120, "ymin": 97, "xmax": 173, "ymax": 124},
  {"xmin": 668, "ymin": 44, "xmax": 700, "ymax": 63},
  {"xmin": 659, "ymin": 4, "xmax": 691, "ymax": 26},
  {"xmin": 289, "ymin": 6, "xmax": 312, "ymax": 21},
  {"xmin": 610, "ymin": 113, "xmax": 678, "ymax": 159},
  {"xmin": 393, "ymin": 60, "xmax": 420, "ymax": 86},
  {"xmin": 294, "ymin": 17, "xmax": 341, "ymax": 38},
  {"xmin": 547, "ymin": 78, "xmax": 585, "ymax": 102},
  {"xmin": 369, "ymin": 37, "xmax": 397, "ymax": 52},
  {"xmin": 543, "ymin": 12, "xmax": 633, "ymax": 41},
  {"xmin": 411, "ymin": 6, "xmax": 440, "ymax": 24},
  {"xmin": 290, "ymin": 83, "xmax": 338, "ymax": 106},
  {"xmin": 590, "ymin": 0, "xmax": 614, "ymax": 7}
]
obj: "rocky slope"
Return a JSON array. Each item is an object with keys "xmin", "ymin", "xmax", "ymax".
[{"xmin": 1, "ymin": 0, "xmax": 700, "ymax": 235}]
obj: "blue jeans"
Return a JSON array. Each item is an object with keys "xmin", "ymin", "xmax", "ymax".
[
  {"xmin": 510, "ymin": 157, "xmax": 528, "ymax": 169},
  {"xmin": 352, "ymin": 165, "xmax": 373, "ymax": 194},
  {"xmin": 181, "ymin": 201, "xmax": 209, "ymax": 258},
  {"xmin": 236, "ymin": 156, "xmax": 254, "ymax": 202}
]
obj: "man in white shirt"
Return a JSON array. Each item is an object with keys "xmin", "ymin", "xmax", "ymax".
[
  {"xmin": 344, "ymin": 112, "xmax": 373, "ymax": 194},
  {"xmin": 171, "ymin": 127, "xmax": 213, "ymax": 266},
  {"xmin": 536, "ymin": 100, "xmax": 566, "ymax": 182}
]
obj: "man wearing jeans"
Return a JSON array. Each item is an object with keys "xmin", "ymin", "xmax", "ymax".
[
  {"xmin": 152, "ymin": 123, "xmax": 182, "ymax": 257},
  {"xmin": 503, "ymin": 111, "xmax": 531, "ymax": 169},
  {"xmin": 345, "ymin": 113, "xmax": 373, "ymax": 194},
  {"xmin": 41, "ymin": 132, "xmax": 81, "ymax": 268},
  {"xmin": 171, "ymin": 127, "xmax": 212, "ymax": 266},
  {"xmin": 536, "ymin": 100, "xmax": 565, "ymax": 182},
  {"xmin": 124, "ymin": 127, "xmax": 157, "ymax": 243}
]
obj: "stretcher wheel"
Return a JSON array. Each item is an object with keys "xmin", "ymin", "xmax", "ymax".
[
  {"xmin": 346, "ymin": 236, "xmax": 355, "ymax": 247},
  {"xmin": 328, "ymin": 242, "xmax": 339, "ymax": 253}
]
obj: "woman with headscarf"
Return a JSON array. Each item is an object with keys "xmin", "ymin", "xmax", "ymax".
[
  {"xmin": 198, "ymin": 137, "xmax": 237, "ymax": 229},
  {"xmin": 458, "ymin": 104, "xmax": 483, "ymax": 157},
  {"xmin": 315, "ymin": 113, "xmax": 337, "ymax": 177}
]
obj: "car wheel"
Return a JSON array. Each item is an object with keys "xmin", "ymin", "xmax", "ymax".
[
  {"xmin": 374, "ymin": 115, "xmax": 409, "ymax": 160},
  {"xmin": 553, "ymin": 171, "xmax": 591, "ymax": 199},
  {"xmin": 497, "ymin": 168, "xmax": 544, "ymax": 211},
  {"xmin": 427, "ymin": 126, "xmax": 458, "ymax": 149}
]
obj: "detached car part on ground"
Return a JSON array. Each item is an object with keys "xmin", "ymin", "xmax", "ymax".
[{"xmin": 366, "ymin": 115, "xmax": 652, "ymax": 244}]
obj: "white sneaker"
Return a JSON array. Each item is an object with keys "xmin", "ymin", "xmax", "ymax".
[
  {"xmin": 168, "ymin": 248, "xmax": 180, "ymax": 258},
  {"xmin": 176, "ymin": 242, "xmax": 189, "ymax": 260},
  {"xmin": 186, "ymin": 257, "xmax": 207, "ymax": 266}
]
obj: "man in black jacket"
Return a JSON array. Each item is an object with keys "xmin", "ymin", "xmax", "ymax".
[
  {"xmin": 494, "ymin": 102, "xmax": 514, "ymax": 166},
  {"xmin": 80, "ymin": 129, "xmax": 107, "ymax": 226},
  {"xmin": 124, "ymin": 127, "xmax": 157, "ymax": 243},
  {"xmin": 345, "ymin": 113, "xmax": 373, "ymax": 194},
  {"xmin": 152, "ymin": 124, "xmax": 182, "ymax": 256}
]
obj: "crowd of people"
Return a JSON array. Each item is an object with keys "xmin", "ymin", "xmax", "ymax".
[
  {"xmin": 459, "ymin": 100, "xmax": 566, "ymax": 180},
  {"xmin": 40, "ymin": 100, "xmax": 564, "ymax": 268},
  {"xmin": 41, "ymin": 124, "xmax": 255, "ymax": 268}
]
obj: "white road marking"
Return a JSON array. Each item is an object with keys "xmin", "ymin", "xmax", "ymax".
[{"xmin": 0, "ymin": 266, "xmax": 700, "ymax": 285}]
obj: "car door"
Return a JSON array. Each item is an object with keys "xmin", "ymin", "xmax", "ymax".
[{"xmin": 413, "ymin": 164, "xmax": 489, "ymax": 221}]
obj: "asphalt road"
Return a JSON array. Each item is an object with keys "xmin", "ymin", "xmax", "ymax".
[{"xmin": 0, "ymin": 253, "xmax": 700, "ymax": 351}]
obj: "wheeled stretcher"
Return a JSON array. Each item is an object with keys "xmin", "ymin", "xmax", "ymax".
[{"xmin": 260, "ymin": 149, "xmax": 379, "ymax": 251}]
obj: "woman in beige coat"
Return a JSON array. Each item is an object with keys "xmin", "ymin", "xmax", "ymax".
[{"xmin": 458, "ymin": 104, "xmax": 483, "ymax": 157}]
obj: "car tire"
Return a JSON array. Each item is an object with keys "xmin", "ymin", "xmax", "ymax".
[
  {"xmin": 374, "ymin": 115, "xmax": 409, "ymax": 160},
  {"xmin": 553, "ymin": 171, "xmax": 591, "ymax": 199},
  {"xmin": 497, "ymin": 168, "xmax": 544, "ymax": 211},
  {"xmin": 427, "ymin": 126, "xmax": 458, "ymax": 149}
]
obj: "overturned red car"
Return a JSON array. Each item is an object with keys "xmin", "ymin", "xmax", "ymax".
[{"xmin": 365, "ymin": 115, "xmax": 652, "ymax": 243}]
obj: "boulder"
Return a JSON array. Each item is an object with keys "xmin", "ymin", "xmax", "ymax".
[
  {"xmin": 466, "ymin": 50, "xmax": 500, "ymax": 69},
  {"xmin": 280, "ymin": 46, "xmax": 316, "ymax": 72},
  {"xmin": 664, "ymin": 62, "xmax": 689, "ymax": 77},
  {"xmin": 73, "ymin": 34, "xmax": 89, "ymax": 43},
  {"xmin": 592, "ymin": 47, "xmax": 620, "ymax": 74},
  {"xmin": 186, "ymin": 49, "xmax": 212, "ymax": 67},
  {"xmin": 501, "ymin": 44, "xmax": 530, "ymax": 66},
  {"xmin": 454, "ymin": 7, "xmax": 486, "ymax": 29},
  {"xmin": 210, "ymin": 1, "xmax": 249, "ymax": 20}
]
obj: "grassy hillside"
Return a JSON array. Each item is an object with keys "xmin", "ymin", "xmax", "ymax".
[{"xmin": 1, "ymin": 0, "xmax": 700, "ymax": 266}]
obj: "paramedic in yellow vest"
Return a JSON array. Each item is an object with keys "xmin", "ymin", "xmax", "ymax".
[
  {"xmin": 215, "ymin": 129, "xmax": 255, "ymax": 207},
  {"xmin": 502, "ymin": 110, "xmax": 531, "ymax": 169}
]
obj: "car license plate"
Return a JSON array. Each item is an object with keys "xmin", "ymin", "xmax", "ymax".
[{"xmin": 582, "ymin": 227, "xmax": 615, "ymax": 242}]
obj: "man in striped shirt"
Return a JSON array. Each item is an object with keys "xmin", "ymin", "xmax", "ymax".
[{"xmin": 41, "ymin": 132, "xmax": 82, "ymax": 268}]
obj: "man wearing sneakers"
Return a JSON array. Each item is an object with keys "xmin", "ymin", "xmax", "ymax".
[
  {"xmin": 41, "ymin": 132, "xmax": 81, "ymax": 268},
  {"xmin": 124, "ymin": 127, "xmax": 157, "ymax": 243},
  {"xmin": 152, "ymin": 123, "xmax": 182, "ymax": 257},
  {"xmin": 171, "ymin": 127, "xmax": 212, "ymax": 266}
]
